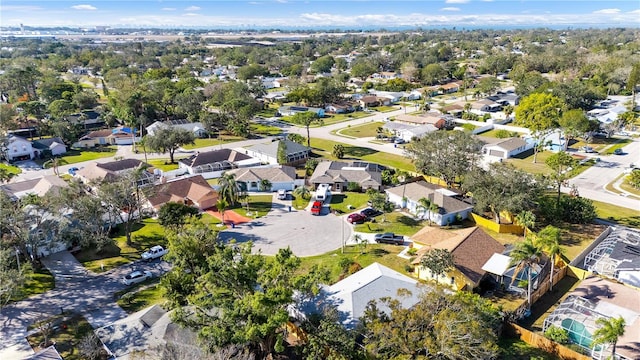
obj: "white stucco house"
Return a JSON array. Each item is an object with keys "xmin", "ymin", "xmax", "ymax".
[
  {"xmin": 482, "ymin": 137, "xmax": 532, "ymax": 159},
  {"xmin": 3, "ymin": 135, "xmax": 34, "ymax": 161},
  {"xmin": 225, "ymin": 165, "xmax": 301, "ymax": 192}
]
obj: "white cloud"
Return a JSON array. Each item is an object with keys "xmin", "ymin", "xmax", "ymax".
[
  {"xmin": 275, "ymin": 0, "xmax": 288, "ymax": 3},
  {"xmin": 629, "ymin": 9, "xmax": 640, "ymax": 14},
  {"xmin": 71, "ymin": 4, "xmax": 97, "ymax": 11},
  {"xmin": 161, "ymin": 7, "xmax": 176, "ymax": 11},
  {"xmin": 249, "ymin": 1, "xmax": 262, "ymax": 4},
  {"xmin": 446, "ymin": 0, "xmax": 469, "ymax": 3},
  {"xmin": 593, "ymin": 8, "xmax": 620, "ymax": 14},
  {"xmin": 183, "ymin": 13, "xmax": 200, "ymax": 17},
  {"xmin": 184, "ymin": 6, "xmax": 201, "ymax": 11},
  {"xmin": 441, "ymin": 7, "xmax": 460, "ymax": 11}
]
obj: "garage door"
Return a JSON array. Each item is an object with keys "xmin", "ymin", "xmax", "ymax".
[{"xmin": 489, "ymin": 149, "xmax": 504, "ymax": 157}]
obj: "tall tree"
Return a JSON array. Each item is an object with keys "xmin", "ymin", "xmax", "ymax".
[
  {"xmin": 157, "ymin": 202, "xmax": 201, "ymax": 230},
  {"xmin": 420, "ymin": 248, "xmax": 455, "ymax": 281},
  {"xmin": 514, "ymin": 210, "xmax": 536, "ymax": 238},
  {"xmin": 510, "ymin": 238, "xmax": 544, "ymax": 310},
  {"xmin": 218, "ymin": 172, "xmax": 241, "ymax": 205},
  {"xmin": 144, "ymin": 127, "xmax": 195, "ymax": 164},
  {"xmin": 536, "ymin": 225, "xmax": 563, "ymax": 291},
  {"xmin": 291, "ymin": 112, "xmax": 322, "ymax": 148},
  {"xmin": 592, "ymin": 316, "xmax": 626, "ymax": 359},
  {"xmin": 558, "ymin": 109, "xmax": 589, "ymax": 150},
  {"xmin": 515, "ymin": 93, "xmax": 565, "ymax": 163},
  {"xmin": 417, "ymin": 197, "xmax": 439, "ymax": 226},
  {"xmin": 545, "ymin": 151, "xmax": 576, "ymax": 206},
  {"xmin": 626, "ymin": 62, "xmax": 640, "ymax": 110},
  {"xmin": 405, "ymin": 130, "xmax": 482, "ymax": 188},
  {"xmin": 259, "ymin": 179, "xmax": 272, "ymax": 192}
]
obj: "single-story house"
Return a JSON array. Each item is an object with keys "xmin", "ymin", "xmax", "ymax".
[
  {"xmin": 178, "ymin": 149, "xmax": 260, "ymax": 176},
  {"xmin": 382, "ymin": 122, "xmax": 438, "ymax": 142},
  {"xmin": 582, "ymin": 226, "xmax": 640, "ymax": 288},
  {"xmin": 325, "ymin": 103, "xmax": 355, "ymax": 114},
  {"xmin": 411, "ymin": 226, "xmax": 505, "ymax": 291},
  {"xmin": 3, "ymin": 134, "xmax": 35, "ymax": 161},
  {"xmin": 278, "ymin": 105, "xmax": 325, "ymax": 118},
  {"xmin": 441, "ymin": 103, "xmax": 465, "ymax": 116},
  {"xmin": 244, "ymin": 139, "xmax": 310, "ymax": 166},
  {"xmin": 309, "ymin": 161, "xmax": 382, "ymax": 192},
  {"xmin": 471, "ymin": 99, "xmax": 502, "ymax": 113},
  {"xmin": 96, "ymin": 305, "xmax": 203, "ymax": 360},
  {"xmin": 226, "ymin": 165, "xmax": 298, "ymax": 192},
  {"xmin": 76, "ymin": 159, "xmax": 155, "ymax": 186},
  {"xmin": 394, "ymin": 113, "xmax": 447, "ymax": 129},
  {"xmin": 67, "ymin": 110, "xmax": 105, "ymax": 129},
  {"xmin": 147, "ymin": 175, "xmax": 218, "ymax": 211},
  {"xmin": 369, "ymin": 90, "xmax": 404, "ymax": 104},
  {"xmin": 73, "ymin": 127, "xmax": 139, "ymax": 147},
  {"xmin": 359, "ymin": 96, "xmax": 391, "ymax": 108},
  {"xmin": 32, "ymin": 137, "xmax": 67, "ymax": 157},
  {"xmin": 1, "ymin": 175, "xmax": 69, "ymax": 201},
  {"xmin": 298, "ymin": 263, "xmax": 424, "ymax": 329},
  {"xmin": 482, "ymin": 137, "xmax": 532, "ymax": 159},
  {"xmin": 385, "ymin": 181, "xmax": 473, "ymax": 226},
  {"xmin": 263, "ymin": 91, "xmax": 288, "ymax": 103},
  {"xmin": 146, "ymin": 119, "xmax": 207, "ymax": 137},
  {"xmin": 440, "ymin": 82, "xmax": 460, "ymax": 94}
]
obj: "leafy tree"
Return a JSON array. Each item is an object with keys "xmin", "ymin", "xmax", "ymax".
[
  {"xmin": 304, "ymin": 158, "xmax": 319, "ymax": 177},
  {"xmin": 0, "ymin": 104, "xmax": 18, "ymax": 131},
  {"xmin": 515, "ymin": 93, "xmax": 565, "ymax": 163},
  {"xmin": 420, "ymin": 248, "xmax": 455, "ymax": 280},
  {"xmin": 236, "ymin": 64, "xmax": 268, "ymax": 80},
  {"xmin": 218, "ymin": 172, "xmax": 241, "ymax": 205},
  {"xmin": 72, "ymin": 90, "xmax": 99, "ymax": 110},
  {"xmin": 405, "ymin": 130, "xmax": 482, "ymax": 188},
  {"xmin": 291, "ymin": 111, "xmax": 322, "ymax": 148},
  {"xmin": 47, "ymin": 99, "xmax": 76, "ymax": 119},
  {"xmin": 626, "ymin": 62, "xmax": 640, "ymax": 110},
  {"xmin": 536, "ymin": 225, "xmax": 563, "ymax": 291},
  {"xmin": 558, "ymin": 109, "xmax": 589, "ymax": 150},
  {"xmin": 350, "ymin": 59, "xmax": 377, "ymax": 79},
  {"xmin": 0, "ymin": 246, "xmax": 27, "ymax": 308},
  {"xmin": 477, "ymin": 76, "xmax": 500, "ymax": 96},
  {"xmin": 332, "ymin": 144, "xmax": 345, "ymax": 159},
  {"xmin": 592, "ymin": 316, "xmax": 626, "ymax": 359},
  {"xmin": 310, "ymin": 55, "xmax": 335, "ymax": 74},
  {"xmin": 514, "ymin": 210, "xmax": 536, "ymax": 238},
  {"xmin": 463, "ymin": 163, "xmax": 543, "ymax": 224},
  {"xmin": 628, "ymin": 169, "xmax": 640, "ymax": 189},
  {"xmin": 0, "ymin": 167, "xmax": 17, "ymax": 183},
  {"xmin": 545, "ymin": 151, "xmax": 576, "ymax": 206},
  {"xmin": 286, "ymin": 133, "xmax": 306, "ymax": 145},
  {"xmin": 513, "ymin": 70, "xmax": 548, "ymax": 97},
  {"xmin": 301, "ymin": 307, "xmax": 362, "ymax": 360},
  {"xmin": 544, "ymin": 326, "xmax": 569, "ymax": 344},
  {"xmin": 421, "ymin": 63, "xmax": 447, "ymax": 85},
  {"xmin": 510, "ymin": 238, "xmax": 544, "ymax": 310},
  {"xmin": 361, "ymin": 289, "xmax": 501, "ymax": 360},
  {"xmin": 158, "ymin": 202, "xmax": 201, "ymax": 230},
  {"xmin": 144, "ymin": 127, "xmax": 195, "ymax": 164}
]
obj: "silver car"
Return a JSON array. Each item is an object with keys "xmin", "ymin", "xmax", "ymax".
[{"xmin": 122, "ymin": 270, "xmax": 152, "ymax": 286}]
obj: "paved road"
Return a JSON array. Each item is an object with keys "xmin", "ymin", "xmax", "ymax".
[{"xmin": 0, "ymin": 252, "xmax": 170, "ymax": 355}]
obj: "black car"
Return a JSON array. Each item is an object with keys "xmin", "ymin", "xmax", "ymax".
[{"xmin": 360, "ymin": 208, "xmax": 381, "ymax": 218}]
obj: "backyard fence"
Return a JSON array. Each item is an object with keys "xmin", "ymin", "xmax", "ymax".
[
  {"xmin": 470, "ymin": 213, "xmax": 524, "ymax": 235},
  {"xmin": 506, "ymin": 322, "xmax": 591, "ymax": 360},
  {"xmin": 511, "ymin": 265, "xmax": 568, "ymax": 320}
]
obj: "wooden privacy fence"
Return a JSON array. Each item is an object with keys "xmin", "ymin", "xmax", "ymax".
[
  {"xmin": 506, "ymin": 323, "xmax": 591, "ymax": 360},
  {"xmin": 470, "ymin": 213, "xmax": 524, "ymax": 235},
  {"xmin": 512, "ymin": 265, "xmax": 568, "ymax": 320}
]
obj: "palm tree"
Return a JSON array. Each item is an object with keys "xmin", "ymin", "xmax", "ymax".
[
  {"xmin": 510, "ymin": 238, "xmax": 544, "ymax": 310},
  {"xmin": 536, "ymin": 226, "xmax": 563, "ymax": 291},
  {"xmin": 43, "ymin": 157, "xmax": 68, "ymax": 176},
  {"xmin": 216, "ymin": 198, "xmax": 228, "ymax": 224},
  {"xmin": 592, "ymin": 316, "xmax": 626, "ymax": 359},
  {"xmin": 219, "ymin": 172, "xmax": 240, "ymax": 205},
  {"xmin": 515, "ymin": 211, "xmax": 536, "ymax": 238},
  {"xmin": 417, "ymin": 197, "xmax": 439, "ymax": 226},
  {"xmin": 293, "ymin": 186, "xmax": 311, "ymax": 200},
  {"xmin": 259, "ymin": 179, "xmax": 272, "ymax": 192}
]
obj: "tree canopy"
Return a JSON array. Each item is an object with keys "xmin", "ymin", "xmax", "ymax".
[{"xmin": 144, "ymin": 126, "xmax": 195, "ymax": 163}]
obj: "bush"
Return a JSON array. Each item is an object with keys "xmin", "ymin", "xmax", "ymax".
[
  {"xmin": 494, "ymin": 129, "xmax": 511, "ymax": 138},
  {"xmin": 347, "ymin": 262, "xmax": 363, "ymax": 275},
  {"xmin": 346, "ymin": 182, "xmax": 362, "ymax": 192},
  {"xmin": 539, "ymin": 195, "xmax": 596, "ymax": 224},
  {"xmin": 544, "ymin": 326, "xmax": 569, "ymax": 344}
]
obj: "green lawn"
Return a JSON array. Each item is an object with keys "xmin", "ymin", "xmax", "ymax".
[
  {"xmin": 620, "ymin": 177, "xmax": 640, "ymax": 198},
  {"xmin": 505, "ymin": 151, "xmax": 554, "ymax": 175},
  {"xmin": 11, "ymin": 267, "xmax": 55, "ymax": 302},
  {"xmin": 182, "ymin": 135, "xmax": 244, "ymax": 150},
  {"xmin": 27, "ymin": 313, "xmax": 99, "ymax": 360},
  {"xmin": 231, "ymin": 195, "xmax": 273, "ymax": 218},
  {"xmin": 497, "ymin": 337, "xmax": 558, "ymax": 360},
  {"xmin": 147, "ymin": 159, "xmax": 182, "ymax": 171},
  {"xmin": 592, "ymin": 199, "xmax": 640, "ymax": 228},
  {"xmin": 569, "ymin": 136, "xmax": 625, "ymax": 153},
  {"xmin": 337, "ymin": 121, "xmax": 385, "ymax": 138},
  {"xmin": 39, "ymin": 146, "xmax": 117, "ymax": 166},
  {"xmin": 116, "ymin": 280, "xmax": 165, "ymax": 313},
  {"xmin": 74, "ymin": 218, "xmax": 166, "ymax": 273},
  {"xmin": 292, "ymin": 194, "xmax": 311, "ymax": 210},
  {"xmin": 309, "ymin": 138, "xmax": 415, "ymax": 173},
  {"xmin": 354, "ymin": 211, "xmax": 426, "ymax": 237},
  {"xmin": 328, "ymin": 192, "xmax": 370, "ymax": 214},
  {"xmin": 280, "ymin": 111, "xmax": 370, "ymax": 128},
  {"xmin": 370, "ymin": 105, "xmax": 399, "ymax": 112},
  {"xmin": 602, "ymin": 138, "xmax": 632, "ymax": 154},
  {"xmin": 0, "ymin": 162, "xmax": 22, "ymax": 176},
  {"xmin": 298, "ymin": 244, "xmax": 408, "ymax": 284},
  {"xmin": 252, "ymin": 123, "xmax": 283, "ymax": 136}
]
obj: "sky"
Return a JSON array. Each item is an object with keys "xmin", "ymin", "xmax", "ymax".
[{"xmin": 1, "ymin": 0, "xmax": 639, "ymax": 29}]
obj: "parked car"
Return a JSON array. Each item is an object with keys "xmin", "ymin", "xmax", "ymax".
[
  {"xmin": 374, "ymin": 232, "xmax": 405, "ymax": 245},
  {"xmin": 68, "ymin": 167, "xmax": 79, "ymax": 175},
  {"xmin": 277, "ymin": 189, "xmax": 287, "ymax": 200},
  {"xmin": 580, "ymin": 146, "xmax": 595, "ymax": 153},
  {"xmin": 141, "ymin": 245, "xmax": 168, "ymax": 261},
  {"xmin": 614, "ymin": 148, "xmax": 624, "ymax": 155},
  {"xmin": 394, "ymin": 138, "xmax": 406, "ymax": 144},
  {"xmin": 360, "ymin": 208, "xmax": 382, "ymax": 218},
  {"xmin": 311, "ymin": 201, "xmax": 322, "ymax": 215},
  {"xmin": 347, "ymin": 213, "xmax": 367, "ymax": 224},
  {"xmin": 122, "ymin": 270, "xmax": 152, "ymax": 286}
]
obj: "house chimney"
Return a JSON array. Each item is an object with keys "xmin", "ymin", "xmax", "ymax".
[{"xmin": 434, "ymin": 189, "xmax": 445, "ymax": 207}]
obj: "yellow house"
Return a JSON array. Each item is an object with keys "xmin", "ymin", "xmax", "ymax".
[{"xmin": 411, "ymin": 226, "xmax": 505, "ymax": 291}]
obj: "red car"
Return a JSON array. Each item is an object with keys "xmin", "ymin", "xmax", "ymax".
[
  {"xmin": 311, "ymin": 201, "xmax": 323, "ymax": 215},
  {"xmin": 347, "ymin": 213, "xmax": 366, "ymax": 224}
]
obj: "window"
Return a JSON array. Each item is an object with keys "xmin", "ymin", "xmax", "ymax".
[{"xmin": 450, "ymin": 277, "xmax": 455, "ymax": 285}]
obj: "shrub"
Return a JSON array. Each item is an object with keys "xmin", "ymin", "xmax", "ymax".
[
  {"xmin": 539, "ymin": 195, "xmax": 596, "ymax": 224},
  {"xmin": 494, "ymin": 129, "xmax": 511, "ymax": 138},
  {"xmin": 338, "ymin": 257, "xmax": 354, "ymax": 272},
  {"xmin": 347, "ymin": 262, "xmax": 363, "ymax": 275},
  {"xmin": 544, "ymin": 325, "xmax": 569, "ymax": 344},
  {"xmin": 346, "ymin": 182, "xmax": 362, "ymax": 192},
  {"xmin": 120, "ymin": 292, "xmax": 134, "ymax": 305},
  {"xmin": 407, "ymin": 247, "xmax": 418, "ymax": 256}
]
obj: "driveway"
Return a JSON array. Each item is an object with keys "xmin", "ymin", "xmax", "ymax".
[{"xmin": 217, "ymin": 203, "xmax": 351, "ymax": 256}]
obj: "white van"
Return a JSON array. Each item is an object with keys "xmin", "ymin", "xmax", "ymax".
[{"xmin": 315, "ymin": 184, "xmax": 331, "ymax": 202}]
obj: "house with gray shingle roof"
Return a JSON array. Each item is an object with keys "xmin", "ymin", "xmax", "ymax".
[
  {"xmin": 385, "ymin": 180, "xmax": 473, "ymax": 226},
  {"xmin": 226, "ymin": 165, "xmax": 299, "ymax": 192},
  {"xmin": 32, "ymin": 137, "xmax": 67, "ymax": 157},
  {"xmin": 482, "ymin": 137, "xmax": 532, "ymax": 159},
  {"xmin": 1, "ymin": 175, "xmax": 69, "ymax": 200},
  {"xmin": 309, "ymin": 161, "xmax": 382, "ymax": 192},
  {"xmin": 244, "ymin": 139, "xmax": 310, "ymax": 166},
  {"xmin": 178, "ymin": 148, "xmax": 260, "ymax": 176}
]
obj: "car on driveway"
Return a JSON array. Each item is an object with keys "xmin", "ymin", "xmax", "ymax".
[
  {"xmin": 614, "ymin": 148, "xmax": 624, "ymax": 155},
  {"xmin": 360, "ymin": 208, "xmax": 381, "ymax": 219},
  {"xmin": 311, "ymin": 201, "xmax": 323, "ymax": 215},
  {"xmin": 347, "ymin": 213, "xmax": 366, "ymax": 224},
  {"xmin": 277, "ymin": 189, "xmax": 287, "ymax": 200},
  {"xmin": 580, "ymin": 146, "xmax": 595, "ymax": 153},
  {"xmin": 141, "ymin": 245, "xmax": 168, "ymax": 261},
  {"xmin": 374, "ymin": 232, "xmax": 405, "ymax": 245},
  {"xmin": 122, "ymin": 270, "xmax": 152, "ymax": 285}
]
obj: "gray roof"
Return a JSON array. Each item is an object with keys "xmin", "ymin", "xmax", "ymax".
[
  {"xmin": 33, "ymin": 137, "xmax": 66, "ymax": 149},
  {"xmin": 386, "ymin": 181, "xmax": 471, "ymax": 214},
  {"xmin": 246, "ymin": 139, "xmax": 310, "ymax": 158},
  {"xmin": 227, "ymin": 165, "xmax": 296, "ymax": 183},
  {"xmin": 179, "ymin": 149, "xmax": 252, "ymax": 168},
  {"xmin": 0, "ymin": 175, "xmax": 68, "ymax": 199},
  {"xmin": 492, "ymin": 137, "xmax": 527, "ymax": 152},
  {"xmin": 310, "ymin": 161, "xmax": 382, "ymax": 186},
  {"xmin": 98, "ymin": 158, "xmax": 146, "ymax": 172}
]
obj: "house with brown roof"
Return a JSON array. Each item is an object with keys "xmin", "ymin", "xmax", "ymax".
[
  {"xmin": 309, "ymin": 161, "xmax": 383, "ymax": 192},
  {"xmin": 73, "ymin": 127, "xmax": 139, "ymax": 147},
  {"xmin": 226, "ymin": 165, "xmax": 299, "ymax": 192},
  {"xmin": 146, "ymin": 175, "xmax": 217, "ymax": 211},
  {"xmin": 178, "ymin": 148, "xmax": 260, "ymax": 177},
  {"xmin": 76, "ymin": 159, "xmax": 155, "ymax": 186},
  {"xmin": 385, "ymin": 181, "xmax": 473, "ymax": 226},
  {"xmin": 440, "ymin": 82, "xmax": 460, "ymax": 94},
  {"xmin": 410, "ymin": 226, "xmax": 505, "ymax": 291},
  {"xmin": 394, "ymin": 113, "xmax": 447, "ymax": 129},
  {"xmin": 1, "ymin": 175, "xmax": 69, "ymax": 200}
]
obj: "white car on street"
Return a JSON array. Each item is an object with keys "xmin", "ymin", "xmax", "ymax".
[{"xmin": 122, "ymin": 270, "xmax": 152, "ymax": 286}]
